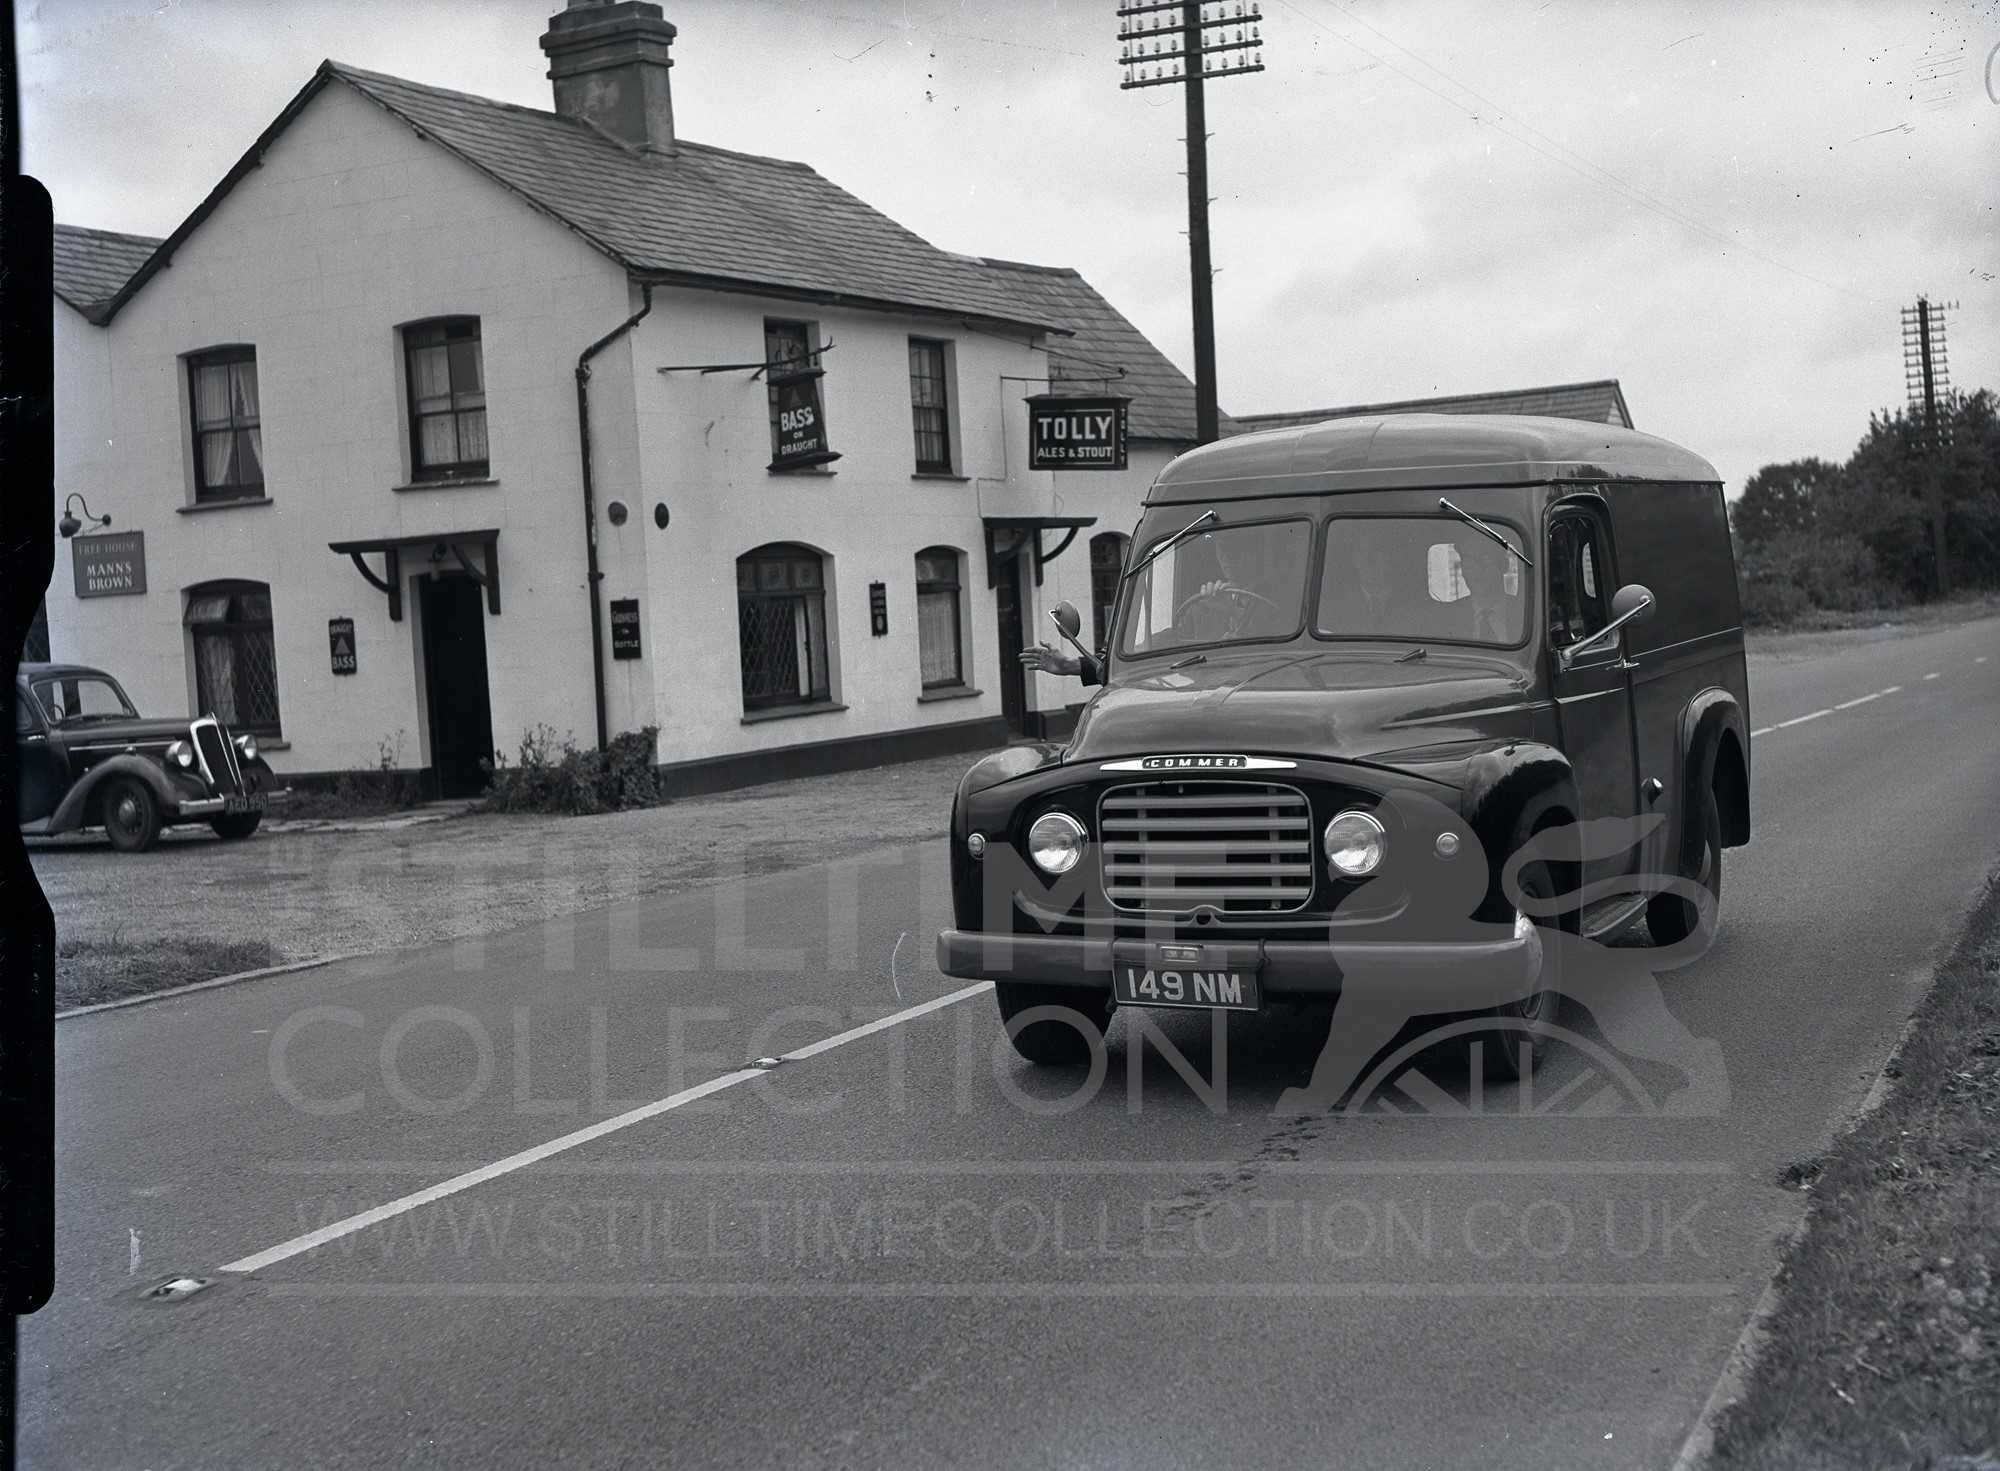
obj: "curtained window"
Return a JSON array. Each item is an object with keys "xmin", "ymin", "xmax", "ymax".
[
  {"xmin": 915, "ymin": 547, "xmax": 963, "ymax": 688},
  {"xmin": 186, "ymin": 581, "xmax": 281, "ymax": 735},
  {"xmin": 736, "ymin": 544, "xmax": 831, "ymax": 710},
  {"xmin": 404, "ymin": 318, "xmax": 488, "ymax": 479},
  {"xmin": 188, "ymin": 348, "xmax": 263, "ymax": 502}
]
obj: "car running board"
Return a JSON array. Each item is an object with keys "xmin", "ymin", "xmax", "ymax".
[{"xmin": 1577, "ymin": 893, "xmax": 1652, "ymax": 944}]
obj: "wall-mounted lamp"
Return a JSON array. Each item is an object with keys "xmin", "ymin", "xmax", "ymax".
[
  {"xmin": 57, "ymin": 494, "xmax": 112, "ymax": 539},
  {"xmin": 428, "ymin": 542, "xmax": 449, "ymax": 580}
]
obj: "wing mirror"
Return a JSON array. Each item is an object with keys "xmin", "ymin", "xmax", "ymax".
[
  {"xmin": 1047, "ymin": 599, "xmax": 1093, "ymax": 661},
  {"xmin": 1558, "ymin": 583, "xmax": 1654, "ymax": 669}
]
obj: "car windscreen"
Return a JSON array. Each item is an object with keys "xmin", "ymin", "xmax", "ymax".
[
  {"xmin": 1316, "ymin": 516, "xmax": 1528, "ymax": 646},
  {"xmin": 31, "ymin": 675, "xmax": 138, "ymax": 723},
  {"xmin": 1118, "ymin": 517, "xmax": 1312, "ymax": 657}
]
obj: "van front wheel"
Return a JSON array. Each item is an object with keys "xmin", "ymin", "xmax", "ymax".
[
  {"xmin": 994, "ymin": 982, "xmax": 1113, "ymax": 1067},
  {"xmin": 1649, "ymin": 789, "xmax": 1722, "ymax": 948}
]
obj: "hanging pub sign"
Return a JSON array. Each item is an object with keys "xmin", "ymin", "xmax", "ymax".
[
  {"xmin": 328, "ymin": 617, "xmax": 357, "ymax": 675},
  {"xmin": 1026, "ymin": 394, "xmax": 1130, "ymax": 471},
  {"xmin": 610, "ymin": 598, "xmax": 642, "ymax": 659},
  {"xmin": 869, "ymin": 582, "xmax": 888, "ymax": 636},
  {"xmin": 767, "ymin": 362, "xmax": 840, "ymax": 472},
  {"xmin": 71, "ymin": 530, "xmax": 147, "ymax": 598}
]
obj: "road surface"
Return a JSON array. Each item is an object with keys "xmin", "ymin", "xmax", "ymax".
[{"xmin": 22, "ymin": 617, "xmax": 2000, "ymax": 1469}]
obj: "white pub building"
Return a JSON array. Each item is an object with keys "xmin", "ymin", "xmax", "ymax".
[{"xmin": 42, "ymin": 0, "xmax": 1207, "ymax": 795}]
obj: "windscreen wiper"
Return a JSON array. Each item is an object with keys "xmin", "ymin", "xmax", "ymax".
[
  {"xmin": 1121, "ymin": 509, "xmax": 1217, "ymax": 584},
  {"xmin": 1437, "ymin": 497, "xmax": 1533, "ymax": 568}
]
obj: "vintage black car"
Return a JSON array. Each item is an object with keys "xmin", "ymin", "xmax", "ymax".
[
  {"xmin": 15, "ymin": 662, "xmax": 285, "ymax": 852},
  {"xmin": 938, "ymin": 414, "xmax": 1751, "ymax": 1078}
]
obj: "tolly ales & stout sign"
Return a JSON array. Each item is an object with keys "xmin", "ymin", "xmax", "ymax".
[{"xmin": 1026, "ymin": 394, "xmax": 1129, "ymax": 471}]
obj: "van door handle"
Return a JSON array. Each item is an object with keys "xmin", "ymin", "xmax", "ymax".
[{"xmin": 1613, "ymin": 658, "xmax": 1639, "ymax": 672}]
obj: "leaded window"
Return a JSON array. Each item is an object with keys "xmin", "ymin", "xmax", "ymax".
[
  {"xmin": 404, "ymin": 318, "xmax": 488, "ymax": 479},
  {"xmin": 908, "ymin": 339, "xmax": 952, "ymax": 473},
  {"xmin": 188, "ymin": 347, "xmax": 263, "ymax": 502},
  {"xmin": 186, "ymin": 581, "xmax": 281, "ymax": 735},
  {"xmin": 915, "ymin": 547, "xmax": 963, "ymax": 688},
  {"xmin": 737, "ymin": 544, "xmax": 831, "ymax": 710}
]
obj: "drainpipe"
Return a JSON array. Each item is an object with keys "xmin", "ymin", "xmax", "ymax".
[{"xmin": 575, "ymin": 282, "xmax": 653, "ymax": 752}]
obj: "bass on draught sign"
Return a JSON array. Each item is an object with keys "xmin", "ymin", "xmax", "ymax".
[{"xmin": 1025, "ymin": 393, "xmax": 1130, "ymax": 471}]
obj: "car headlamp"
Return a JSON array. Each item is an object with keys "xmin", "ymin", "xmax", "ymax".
[
  {"xmin": 1027, "ymin": 811, "xmax": 1087, "ymax": 875},
  {"xmin": 1322, "ymin": 809, "xmax": 1387, "ymax": 877},
  {"xmin": 234, "ymin": 732, "xmax": 258, "ymax": 762},
  {"xmin": 164, "ymin": 739, "xmax": 195, "ymax": 771}
]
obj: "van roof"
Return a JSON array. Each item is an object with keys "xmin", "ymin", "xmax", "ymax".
[{"xmin": 1144, "ymin": 413, "xmax": 1720, "ymax": 504}]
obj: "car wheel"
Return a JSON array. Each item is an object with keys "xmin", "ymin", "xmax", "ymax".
[
  {"xmin": 994, "ymin": 982, "xmax": 1113, "ymax": 1067},
  {"xmin": 1484, "ymin": 854, "xmax": 1563, "ymax": 1083},
  {"xmin": 1647, "ymin": 788, "xmax": 1722, "ymax": 948},
  {"xmin": 101, "ymin": 777, "xmax": 162, "ymax": 854}
]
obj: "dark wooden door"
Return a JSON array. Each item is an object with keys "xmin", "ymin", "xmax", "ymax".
[
  {"xmin": 995, "ymin": 556, "xmax": 1027, "ymax": 737},
  {"xmin": 419, "ymin": 575, "xmax": 495, "ymax": 798}
]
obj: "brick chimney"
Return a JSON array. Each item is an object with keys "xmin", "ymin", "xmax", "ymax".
[{"xmin": 540, "ymin": 0, "xmax": 678, "ymax": 155}]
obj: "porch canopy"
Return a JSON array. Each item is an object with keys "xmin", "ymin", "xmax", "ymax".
[
  {"xmin": 982, "ymin": 514, "xmax": 1095, "ymax": 589},
  {"xmin": 328, "ymin": 528, "xmax": 501, "ymax": 621}
]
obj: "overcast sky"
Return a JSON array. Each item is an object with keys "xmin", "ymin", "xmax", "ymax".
[{"xmin": 19, "ymin": 0, "xmax": 2000, "ymax": 495}]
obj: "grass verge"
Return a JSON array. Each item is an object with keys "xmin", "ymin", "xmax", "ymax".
[
  {"xmin": 58, "ymin": 935, "xmax": 286, "ymax": 1010},
  {"xmin": 1708, "ymin": 874, "xmax": 2000, "ymax": 1469}
]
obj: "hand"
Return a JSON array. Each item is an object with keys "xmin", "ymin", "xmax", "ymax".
[
  {"xmin": 1018, "ymin": 641, "xmax": 1082, "ymax": 676},
  {"xmin": 1198, "ymin": 579, "xmax": 1228, "ymax": 598}
]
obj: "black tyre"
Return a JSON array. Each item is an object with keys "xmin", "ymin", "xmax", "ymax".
[
  {"xmin": 101, "ymin": 777, "xmax": 162, "ymax": 854},
  {"xmin": 1483, "ymin": 855, "xmax": 1561, "ymax": 1083},
  {"xmin": 994, "ymin": 982, "xmax": 1114, "ymax": 1067},
  {"xmin": 1648, "ymin": 788, "xmax": 1722, "ymax": 948}
]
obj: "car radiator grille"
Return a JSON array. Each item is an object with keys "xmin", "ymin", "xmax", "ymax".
[
  {"xmin": 1098, "ymin": 781, "xmax": 1315, "ymax": 914},
  {"xmin": 193, "ymin": 721, "xmax": 243, "ymax": 795}
]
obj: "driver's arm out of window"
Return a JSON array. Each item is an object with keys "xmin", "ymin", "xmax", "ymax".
[{"xmin": 1080, "ymin": 652, "xmax": 1104, "ymax": 687}]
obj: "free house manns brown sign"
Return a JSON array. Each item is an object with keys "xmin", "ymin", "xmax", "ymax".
[
  {"xmin": 1026, "ymin": 394, "xmax": 1130, "ymax": 471},
  {"xmin": 71, "ymin": 530, "xmax": 147, "ymax": 598}
]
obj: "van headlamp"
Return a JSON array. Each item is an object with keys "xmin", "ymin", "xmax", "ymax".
[{"xmin": 1323, "ymin": 810, "xmax": 1387, "ymax": 877}]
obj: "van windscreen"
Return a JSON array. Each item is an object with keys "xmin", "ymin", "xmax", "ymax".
[
  {"xmin": 1317, "ymin": 517, "xmax": 1527, "ymax": 646},
  {"xmin": 1119, "ymin": 517, "xmax": 1311, "ymax": 657}
]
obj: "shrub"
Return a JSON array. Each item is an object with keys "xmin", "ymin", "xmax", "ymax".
[{"xmin": 482, "ymin": 725, "xmax": 669, "ymax": 816}]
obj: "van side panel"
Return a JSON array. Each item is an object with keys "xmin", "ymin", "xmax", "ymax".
[{"xmin": 1602, "ymin": 480, "xmax": 1751, "ymax": 874}]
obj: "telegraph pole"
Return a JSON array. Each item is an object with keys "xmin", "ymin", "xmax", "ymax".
[
  {"xmin": 1901, "ymin": 296, "xmax": 1957, "ymax": 598},
  {"xmin": 1118, "ymin": 2, "xmax": 1265, "ymax": 446}
]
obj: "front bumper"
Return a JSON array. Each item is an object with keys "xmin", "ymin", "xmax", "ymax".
[
  {"xmin": 172, "ymin": 787, "xmax": 292, "ymax": 818},
  {"xmin": 937, "ymin": 924, "xmax": 1544, "ymax": 1010}
]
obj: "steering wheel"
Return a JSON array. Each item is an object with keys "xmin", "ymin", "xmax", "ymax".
[{"xmin": 1174, "ymin": 582, "xmax": 1282, "ymax": 621}]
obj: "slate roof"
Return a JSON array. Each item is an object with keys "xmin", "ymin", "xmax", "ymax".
[
  {"xmin": 1225, "ymin": 379, "xmax": 1634, "ymax": 434},
  {"xmin": 971, "ymin": 258, "xmax": 1226, "ymax": 444},
  {"xmin": 52, "ymin": 224, "xmax": 162, "ymax": 316},
  {"xmin": 91, "ymin": 61, "xmax": 1066, "ymax": 334}
]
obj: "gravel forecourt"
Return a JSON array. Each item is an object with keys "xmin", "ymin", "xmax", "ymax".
[{"xmin": 31, "ymin": 750, "xmax": 984, "ymax": 983}]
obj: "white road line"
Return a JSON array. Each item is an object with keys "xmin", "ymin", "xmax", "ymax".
[
  {"xmin": 219, "ymin": 982, "xmax": 993, "ymax": 1275},
  {"xmin": 1750, "ymin": 727, "xmax": 1775, "ymax": 737},
  {"xmin": 1774, "ymin": 709, "xmax": 1831, "ymax": 729},
  {"xmin": 1833, "ymin": 692, "xmax": 1882, "ymax": 710},
  {"xmin": 1978, "ymin": 656, "xmax": 1989, "ymax": 665},
  {"xmin": 1923, "ymin": 671, "xmax": 1941, "ymax": 680},
  {"xmin": 1881, "ymin": 685, "xmax": 1902, "ymax": 695}
]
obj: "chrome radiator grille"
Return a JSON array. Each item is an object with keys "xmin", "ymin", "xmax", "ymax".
[
  {"xmin": 1098, "ymin": 781, "xmax": 1314, "ymax": 913},
  {"xmin": 192, "ymin": 720, "xmax": 242, "ymax": 794}
]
